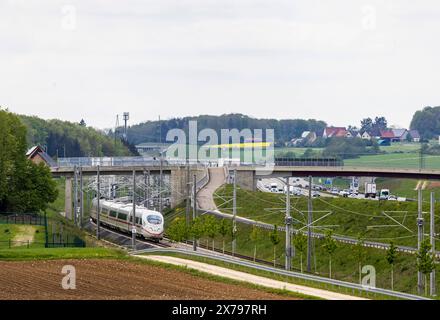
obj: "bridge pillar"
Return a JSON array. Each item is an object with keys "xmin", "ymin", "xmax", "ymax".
[
  {"xmin": 170, "ymin": 167, "xmax": 207, "ymax": 209},
  {"xmin": 65, "ymin": 177, "xmax": 72, "ymax": 220},
  {"xmin": 235, "ymin": 170, "xmax": 256, "ymax": 191}
]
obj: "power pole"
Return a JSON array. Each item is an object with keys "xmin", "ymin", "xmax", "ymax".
[
  {"xmin": 146, "ymin": 170, "xmax": 150, "ymax": 209},
  {"xmin": 232, "ymin": 169, "xmax": 237, "ymax": 256},
  {"xmin": 132, "ymin": 170, "xmax": 136, "ymax": 250},
  {"xmin": 193, "ymin": 174, "xmax": 197, "ymax": 251},
  {"xmin": 159, "ymin": 157, "xmax": 163, "ymax": 213},
  {"xmin": 417, "ymin": 187, "xmax": 424, "ymax": 294},
  {"xmin": 143, "ymin": 170, "xmax": 147, "ymax": 207},
  {"xmin": 123, "ymin": 112, "xmax": 129, "ymax": 141},
  {"xmin": 73, "ymin": 165, "xmax": 78, "ymax": 225},
  {"xmin": 430, "ymin": 192, "xmax": 436, "ymax": 296},
  {"xmin": 96, "ymin": 165, "xmax": 101, "ymax": 240},
  {"xmin": 285, "ymin": 177, "xmax": 292, "ymax": 271},
  {"xmin": 186, "ymin": 159, "xmax": 191, "ymax": 227},
  {"xmin": 79, "ymin": 166, "xmax": 83, "ymax": 229},
  {"xmin": 307, "ymin": 175, "xmax": 313, "ymax": 273}
]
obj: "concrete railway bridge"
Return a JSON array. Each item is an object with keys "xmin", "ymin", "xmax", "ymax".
[{"xmin": 51, "ymin": 158, "xmax": 440, "ymax": 219}]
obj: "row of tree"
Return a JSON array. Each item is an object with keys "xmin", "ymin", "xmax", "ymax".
[
  {"xmin": 168, "ymin": 215, "xmax": 436, "ymax": 294},
  {"xmin": 19, "ymin": 114, "xmax": 136, "ymax": 158},
  {"xmin": 124, "ymin": 113, "xmax": 327, "ymax": 146},
  {"xmin": 0, "ymin": 110, "xmax": 58, "ymax": 213}
]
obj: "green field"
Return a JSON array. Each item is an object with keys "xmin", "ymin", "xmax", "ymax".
[
  {"xmin": 345, "ymin": 153, "xmax": 440, "ymax": 169},
  {"xmin": 0, "ymin": 224, "xmax": 46, "ymax": 249}
]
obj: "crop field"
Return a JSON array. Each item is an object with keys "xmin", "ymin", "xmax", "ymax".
[{"xmin": 0, "ymin": 258, "xmax": 297, "ymax": 300}]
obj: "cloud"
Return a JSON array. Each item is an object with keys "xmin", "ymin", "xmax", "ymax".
[{"xmin": 1, "ymin": 0, "xmax": 440, "ymax": 129}]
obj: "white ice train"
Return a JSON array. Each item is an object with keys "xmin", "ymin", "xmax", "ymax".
[{"xmin": 90, "ymin": 198, "xmax": 164, "ymax": 241}]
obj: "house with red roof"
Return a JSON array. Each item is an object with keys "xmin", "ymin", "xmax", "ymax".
[{"xmin": 322, "ymin": 127, "xmax": 348, "ymax": 138}]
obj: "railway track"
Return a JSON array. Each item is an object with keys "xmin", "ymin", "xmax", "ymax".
[
  {"xmin": 85, "ymin": 221, "xmax": 171, "ymax": 250},
  {"xmin": 85, "ymin": 220, "xmax": 291, "ymax": 269}
]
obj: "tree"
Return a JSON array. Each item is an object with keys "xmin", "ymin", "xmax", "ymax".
[
  {"xmin": 323, "ymin": 137, "xmax": 375, "ymax": 159},
  {"xmin": 269, "ymin": 225, "xmax": 281, "ymax": 267},
  {"xmin": 386, "ymin": 241, "xmax": 398, "ymax": 291},
  {"xmin": 167, "ymin": 217, "xmax": 188, "ymax": 243},
  {"xmin": 189, "ymin": 216, "xmax": 205, "ymax": 247},
  {"xmin": 410, "ymin": 106, "xmax": 440, "ymax": 140},
  {"xmin": 0, "ymin": 110, "xmax": 58, "ymax": 213},
  {"xmin": 322, "ymin": 230, "xmax": 337, "ymax": 278},
  {"xmin": 354, "ymin": 236, "xmax": 366, "ymax": 284},
  {"xmin": 374, "ymin": 116, "xmax": 387, "ymax": 131},
  {"xmin": 293, "ymin": 232, "xmax": 307, "ymax": 273},
  {"xmin": 249, "ymin": 225, "xmax": 263, "ymax": 261},
  {"xmin": 218, "ymin": 219, "xmax": 232, "ymax": 254},
  {"xmin": 417, "ymin": 239, "xmax": 436, "ymax": 296},
  {"xmin": 203, "ymin": 215, "xmax": 219, "ymax": 250},
  {"xmin": 360, "ymin": 118, "xmax": 373, "ymax": 133}
]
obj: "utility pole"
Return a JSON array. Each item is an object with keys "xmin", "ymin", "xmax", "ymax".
[
  {"xmin": 159, "ymin": 157, "xmax": 163, "ymax": 213},
  {"xmin": 96, "ymin": 165, "xmax": 101, "ymax": 240},
  {"xmin": 79, "ymin": 166, "xmax": 83, "ymax": 229},
  {"xmin": 143, "ymin": 170, "xmax": 147, "ymax": 207},
  {"xmin": 307, "ymin": 175, "xmax": 313, "ymax": 273},
  {"xmin": 232, "ymin": 169, "xmax": 237, "ymax": 256},
  {"xmin": 285, "ymin": 177, "xmax": 292, "ymax": 271},
  {"xmin": 146, "ymin": 170, "xmax": 150, "ymax": 209},
  {"xmin": 132, "ymin": 170, "xmax": 136, "ymax": 250},
  {"xmin": 123, "ymin": 112, "xmax": 129, "ymax": 141},
  {"xmin": 430, "ymin": 192, "xmax": 436, "ymax": 296},
  {"xmin": 186, "ymin": 159, "xmax": 191, "ymax": 227},
  {"xmin": 73, "ymin": 165, "xmax": 78, "ymax": 225},
  {"xmin": 417, "ymin": 187, "xmax": 424, "ymax": 294},
  {"xmin": 193, "ymin": 174, "xmax": 197, "ymax": 251}
]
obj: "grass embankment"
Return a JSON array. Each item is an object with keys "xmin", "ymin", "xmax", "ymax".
[
  {"xmin": 214, "ymin": 185, "xmax": 439, "ymax": 249},
  {"xmin": 164, "ymin": 185, "xmax": 440, "ymax": 297}
]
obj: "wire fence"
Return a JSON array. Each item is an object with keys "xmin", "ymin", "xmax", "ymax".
[
  {"xmin": 0, "ymin": 213, "xmax": 45, "ymax": 226},
  {"xmin": 0, "ymin": 212, "xmax": 87, "ymax": 249}
]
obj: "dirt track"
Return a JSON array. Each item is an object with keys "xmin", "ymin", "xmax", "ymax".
[{"xmin": 0, "ymin": 259, "xmax": 296, "ymax": 300}]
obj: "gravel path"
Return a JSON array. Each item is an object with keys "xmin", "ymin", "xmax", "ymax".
[{"xmin": 138, "ymin": 255, "xmax": 367, "ymax": 300}]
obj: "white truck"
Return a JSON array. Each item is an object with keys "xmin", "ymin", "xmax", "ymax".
[{"xmin": 364, "ymin": 183, "xmax": 377, "ymax": 198}]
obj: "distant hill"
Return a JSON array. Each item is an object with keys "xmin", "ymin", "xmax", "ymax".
[
  {"xmin": 123, "ymin": 113, "xmax": 327, "ymax": 146},
  {"xmin": 19, "ymin": 115, "xmax": 136, "ymax": 158}
]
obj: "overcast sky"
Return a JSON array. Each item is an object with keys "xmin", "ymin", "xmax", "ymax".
[{"xmin": 1, "ymin": 0, "xmax": 440, "ymax": 130}]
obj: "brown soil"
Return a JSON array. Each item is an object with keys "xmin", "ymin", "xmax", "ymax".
[{"xmin": 0, "ymin": 259, "xmax": 296, "ymax": 300}]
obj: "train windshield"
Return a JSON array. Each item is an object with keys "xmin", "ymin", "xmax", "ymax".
[{"xmin": 147, "ymin": 215, "xmax": 162, "ymax": 225}]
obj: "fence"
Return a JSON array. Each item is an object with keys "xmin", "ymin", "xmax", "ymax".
[
  {"xmin": 274, "ymin": 157, "xmax": 343, "ymax": 167},
  {"xmin": 0, "ymin": 213, "xmax": 45, "ymax": 226},
  {"xmin": 0, "ymin": 212, "xmax": 86, "ymax": 249}
]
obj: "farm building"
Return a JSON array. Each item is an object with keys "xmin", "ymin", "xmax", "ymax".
[{"xmin": 26, "ymin": 146, "xmax": 56, "ymax": 167}]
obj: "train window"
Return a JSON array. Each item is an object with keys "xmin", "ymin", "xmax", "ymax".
[
  {"xmin": 147, "ymin": 215, "xmax": 162, "ymax": 225},
  {"xmin": 117, "ymin": 212, "xmax": 128, "ymax": 221},
  {"xmin": 101, "ymin": 208, "xmax": 108, "ymax": 216},
  {"xmin": 109, "ymin": 211, "xmax": 117, "ymax": 218},
  {"xmin": 135, "ymin": 217, "xmax": 140, "ymax": 224}
]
